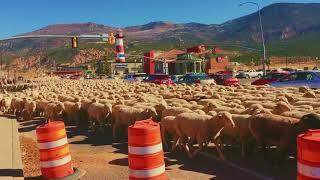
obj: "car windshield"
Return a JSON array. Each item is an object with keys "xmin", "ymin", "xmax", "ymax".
[
  {"xmin": 146, "ymin": 75, "xmax": 169, "ymax": 80},
  {"xmin": 314, "ymin": 72, "xmax": 320, "ymax": 77},
  {"xmin": 264, "ymin": 73, "xmax": 286, "ymax": 79},
  {"xmin": 223, "ymin": 75, "xmax": 233, "ymax": 79}
]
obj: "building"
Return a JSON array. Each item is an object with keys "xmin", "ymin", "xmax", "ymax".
[
  {"xmin": 175, "ymin": 53, "xmax": 204, "ymax": 75},
  {"xmin": 48, "ymin": 65, "xmax": 88, "ymax": 76},
  {"xmin": 207, "ymin": 56, "xmax": 230, "ymax": 74},
  {"xmin": 111, "ymin": 62, "xmax": 143, "ymax": 75},
  {"xmin": 155, "ymin": 49, "xmax": 185, "ymax": 74},
  {"xmin": 144, "ymin": 45, "xmax": 230, "ymax": 75}
]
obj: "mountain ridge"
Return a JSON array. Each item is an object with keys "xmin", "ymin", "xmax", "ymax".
[{"xmin": 1, "ymin": 2, "xmax": 320, "ymax": 66}]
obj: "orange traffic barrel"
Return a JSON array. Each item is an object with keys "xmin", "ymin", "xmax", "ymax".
[
  {"xmin": 36, "ymin": 120, "xmax": 74, "ymax": 179},
  {"xmin": 297, "ymin": 129, "xmax": 320, "ymax": 180},
  {"xmin": 128, "ymin": 119, "xmax": 167, "ymax": 180}
]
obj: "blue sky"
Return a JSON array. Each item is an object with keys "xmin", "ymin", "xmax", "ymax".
[{"xmin": 0, "ymin": 0, "xmax": 319, "ymax": 38}]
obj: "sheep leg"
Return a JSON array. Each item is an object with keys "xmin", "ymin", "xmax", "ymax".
[
  {"xmin": 192, "ymin": 135, "xmax": 204, "ymax": 157},
  {"xmin": 183, "ymin": 143, "xmax": 193, "ymax": 158},
  {"xmin": 213, "ymin": 139, "xmax": 226, "ymax": 161},
  {"xmin": 274, "ymin": 138, "xmax": 290, "ymax": 166},
  {"xmin": 215, "ymin": 138, "xmax": 224, "ymax": 150},
  {"xmin": 173, "ymin": 125, "xmax": 183, "ymax": 151},
  {"xmin": 171, "ymin": 135, "xmax": 179, "ymax": 151},
  {"xmin": 112, "ymin": 123, "xmax": 118, "ymax": 141},
  {"xmin": 180, "ymin": 137, "xmax": 193, "ymax": 159},
  {"xmin": 160, "ymin": 125, "xmax": 169, "ymax": 150},
  {"xmin": 240, "ymin": 136, "xmax": 246, "ymax": 157}
]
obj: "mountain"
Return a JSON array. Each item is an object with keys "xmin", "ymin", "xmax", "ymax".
[
  {"xmin": 218, "ymin": 3, "xmax": 320, "ymax": 42},
  {"xmin": 1, "ymin": 3, "xmax": 320, "ymax": 66}
]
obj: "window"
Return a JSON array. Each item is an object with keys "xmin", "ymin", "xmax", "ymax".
[
  {"xmin": 280, "ymin": 74, "xmax": 298, "ymax": 82},
  {"xmin": 296, "ymin": 72, "xmax": 313, "ymax": 81},
  {"xmin": 271, "ymin": 73, "xmax": 286, "ymax": 79}
]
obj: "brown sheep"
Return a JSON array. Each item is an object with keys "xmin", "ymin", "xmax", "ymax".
[
  {"xmin": 173, "ymin": 111, "xmax": 235, "ymax": 159},
  {"xmin": 248, "ymin": 113, "xmax": 320, "ymax": 164}
]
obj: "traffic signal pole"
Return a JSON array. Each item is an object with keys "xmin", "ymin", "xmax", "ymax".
[{"xmin": 0, "ymin": 34, "xmax": 110, "ymax": 42}]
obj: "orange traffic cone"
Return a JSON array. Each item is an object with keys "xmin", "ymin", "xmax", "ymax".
[
  {"xmin": 36, "ymin": 120, "xmax": 82, "ymax": 179},
  {"xmin": 128, "ymin": 119, "xmax": 167, "ymax": 180}
]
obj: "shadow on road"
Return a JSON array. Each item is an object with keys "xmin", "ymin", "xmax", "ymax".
[
  {"xmin": 109, "ymin": 157, "xmax": 128, "ymax": 166},
  {"xmin": 18, "ymin": 119, "xmax": 43, "ymax": 133}
]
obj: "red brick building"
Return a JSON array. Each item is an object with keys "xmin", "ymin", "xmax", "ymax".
[{"xmin": 207, "ymin": 56, "xmax": 230, "ymax": 74}]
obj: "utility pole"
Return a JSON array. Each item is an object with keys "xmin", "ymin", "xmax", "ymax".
[{"xmin": 239, "ymin": 1, "xmax": 267, "ymax": 76}]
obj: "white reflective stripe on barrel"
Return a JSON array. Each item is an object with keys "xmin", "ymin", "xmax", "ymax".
[
  {"xmin": 129, "ymin": 143, "xmax": 162, "ymax": 155},
  {"xmin": 37, "ymin": 137, "xmax": 68, "ymax": 150},
  {"xmin": 41, "ymin": 155, "xmax": 71, "ymax": 168},
  {"xmin": 298, "ymin": 162, "xmax": 320, "ymax": 178},
  {"xmin": 130, "ymin": 164, "xmax": 165, "ymax": 178}
]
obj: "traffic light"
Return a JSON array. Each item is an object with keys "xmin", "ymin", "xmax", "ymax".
[
  {"xmin": 71, "ymin": 36, "xmax": 78, "ymax": 48},
  {"xmin": 108, "ymin": 32, "xmax": 115, "ymax": 45}
]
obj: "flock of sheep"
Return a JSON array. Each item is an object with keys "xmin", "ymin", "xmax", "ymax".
[{"xmin": 1, "ymin": 77, "xmax": 320, "ymax": 165}]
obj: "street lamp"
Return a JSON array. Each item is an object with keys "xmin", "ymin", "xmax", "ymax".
[{"xmin": 239, "ymin": 1, "xmax": 267, "ymax": 76}]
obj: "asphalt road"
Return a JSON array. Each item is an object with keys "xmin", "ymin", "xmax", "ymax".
[{"xmin": 18, "ymin": 119, "xmax": 295, "ymax": 180}]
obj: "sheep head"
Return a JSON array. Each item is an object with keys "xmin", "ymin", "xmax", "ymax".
[
  {"xmin": 217, "ymin": 111, "xmax": 235, "ymax": 128},
  {"xmin": 273, "ymin": 101, "xmax": 292, "ymax": 115},
  {"xmin": 298, "ymin": 113, "xmax": 320, "ymax": 132}
]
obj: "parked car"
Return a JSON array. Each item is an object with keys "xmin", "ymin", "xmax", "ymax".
[
  {"xmin": 271, "ymin": 71, "xmax": 320, "ymax": 89},
  {"xmin": 123, "ymin": 73, "xmax": 147, "ymax": 82},
  {"xmin": 236, "ymin": 70, "xmax": 263, "ymax": 79},
  {"xmin": 177, "ymin": 74, "xmax": 216, "ymax": 85},
  {"xmin": 280, "ymin": 68, "xmax": 295, "ymax": 72},
  {"xmin": 170, "ymin": 75, "xmax": 183, "ymax": 83},
  {"xmin": 210, "ymin": 74, "xmax": 240, "ymax": 86},
  {"xmin": 251, "ymin": 71, "xmax": 290, "ymax": 85},
  {"xmin": 143, "ymin": 74, "xmax": 174, "ymax": 85},
  {"xmin": 70, "ymin": 75, "xmax": 82, "ymax": 80},
  {"xmin": 61, "ymin": 74, "xmax": 72, "ymax": 79}
]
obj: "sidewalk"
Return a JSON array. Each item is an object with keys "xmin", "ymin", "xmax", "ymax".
[{"xmin": 0, "ymin": 117, "xmax": 24, "ymax": 179}]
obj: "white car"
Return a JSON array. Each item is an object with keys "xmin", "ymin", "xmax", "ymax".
[{"xmin": 236, "ymin": 70, "xmax": 263, "ymax": 79}]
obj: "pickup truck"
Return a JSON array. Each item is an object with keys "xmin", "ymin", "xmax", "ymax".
[{"xmin": 236, "ymin": 70, "xmax": 263, "ymax": 79}]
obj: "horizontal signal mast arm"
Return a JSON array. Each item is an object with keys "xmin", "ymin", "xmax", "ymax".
[{"xmin": 0, "ymin": 34, "xmax": 109, "ymax": 41}]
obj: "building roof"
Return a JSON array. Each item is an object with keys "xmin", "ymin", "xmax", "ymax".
[
  {"xmin": 156, "ymin": 49, "xmax": 185, "ymax": 61},
  {"xmin": 176, "ymin": 53, "xmax": 202, "ymax": 62}
]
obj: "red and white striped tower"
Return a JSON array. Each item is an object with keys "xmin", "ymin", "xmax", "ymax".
[{"xmin": 115, "ymin": 29, "xmax": 125, "ymax": 62}]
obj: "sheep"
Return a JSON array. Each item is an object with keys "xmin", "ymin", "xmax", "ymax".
[
  {"xmin": 173, "ymin": 111, "xmax": 235, "ymax": 159},
  {"xmin": 0, "ymin": 97, "xmax": 11, "ymax": 113},
  {"xmin": 303, "ymin": 91, "xmax": 316, "ymax": 98},
  {"xmin": 161, "ymin": 107, "xmax": 193, "ymax": 119},
  {"xmin": 248, "ymin": 113, "xmax": 320, "ymax": 165},
  {"xmin": 281, "ymin": 110, "xmax": 309, "ymax": 119},
  {"xmin": 87, "ymin": 102, "xmax": 112, "ymax": 134},
  {"xmin": 35, "ymin": 98, "xmax": 50, "ymax": 117},
  {"xmin": 243, "ymin": 104, "xmax": 272, "ymax": 115},
  {"xmin": 10, "ymin": 97, "xmax": 27, "ymax": 119},
  {"xmin": 219, "ymin": 114, "xmax": 251, "ymax": 157},
  {"xmin": 112, "ymin": 106, "xmax": 158, "ymax": 140},
  {"xmin": 63, "ymin": 101, "xmax": 81, "ymax": 125},
  {"xmin": 160, "ymin": 116, "xmax": 178, "ymax": 150},
  {"xmin": 22, "ymin": 100, "xmax": 36, "ymax": 121},
  {"xmin": 272, "ymin": 101, "xmax": 292, "ymax": 115},
  {"xmin": 44, "ymin": 102, "xmax": 65, "ymax": 120}
]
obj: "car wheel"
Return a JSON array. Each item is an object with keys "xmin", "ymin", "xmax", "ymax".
[
  {"xmin": 257, "ymin": 74, "xmax": 262, "ymax": 78},
  {"xmin": 246, "ymin": 75, "xmax": 250, "ymax": 79}
]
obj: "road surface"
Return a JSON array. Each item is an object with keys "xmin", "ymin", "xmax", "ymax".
[{"xmin": 18, "ymin": 119, "xmax": 295, "ymax": 180}]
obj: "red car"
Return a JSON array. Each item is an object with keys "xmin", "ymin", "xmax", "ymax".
[
  {"xmin": 143, "ymin": 74, "xmax": 174, "ymax": 85},
  {"xmin": 251, "ymin": 72, "xmax": 290, "ymax": 85},
  {"xmin": 70, "ymin": 75, "xmax": 81, "ymax": 80},
  {"xmin": 210, "ymin": 74, "xmax": 240, "ymax": 86}
]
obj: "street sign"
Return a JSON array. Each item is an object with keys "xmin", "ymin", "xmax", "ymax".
[{"xmin": 101, "ymin": 33, "xmax": 108, "ymax": 41}]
